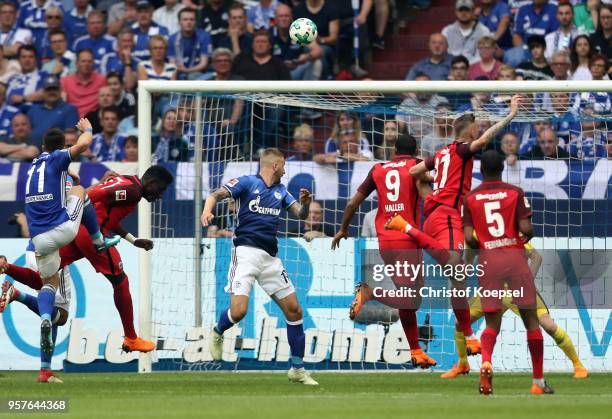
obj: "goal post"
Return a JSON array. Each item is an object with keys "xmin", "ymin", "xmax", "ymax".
[{"xmin": 137, "ymin": 80, "xmax": 612, "ymax": 374}]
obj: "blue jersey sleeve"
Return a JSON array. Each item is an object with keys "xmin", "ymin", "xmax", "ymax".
[
  {"xmin": 283, "ymin": 190, "xmax": 297, "ymax": 210},
  {"xmin": 51, "ymin": 149, "xmax": 72, "ymax": 171},
  {"xmin": 223, "ymin": 175, "xmax": 250, "ymax": 198}
]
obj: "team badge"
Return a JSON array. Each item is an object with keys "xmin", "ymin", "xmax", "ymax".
[
  {"xmin": 116, "ymin": 190, "xmax": 127, "ymax": 201},
  {"xmin": 274, "ymin": 191, "xmax": 282, "ymax": 200},
  {"xmin": 227, "ymin": 178, "xmax": 239, "ymax": 187}
]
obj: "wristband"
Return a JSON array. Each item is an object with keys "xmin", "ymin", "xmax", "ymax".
[
  {"xmin": 84, "ymin": 128, "xmax": 93, "ymax": 133},
  {"xmin": 125, "ymin": 233, "xmax": 137, "ymax": 244}
]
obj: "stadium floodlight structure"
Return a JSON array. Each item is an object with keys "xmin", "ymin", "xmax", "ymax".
[{"xmin": 137, "ymin": 80, "xmax": 612, "ymax": 373}]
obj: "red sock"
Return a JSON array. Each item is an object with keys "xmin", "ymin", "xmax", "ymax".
[
  {"xmin": 451, "ymin": 299, "xmax": 473, "ymax": 336},
  {"xmin": 407, "ymin": 228, "xmax": 450, "ymax": 265},
  {"xmin": 399, "ymin": 309, "xmax": 420, "ymax": 350},
  {"xmin": 113, "ymin": 278, "xmax": 137, "ymax": 339},
  {"xmin": 481, "ymin": 327, "xmax": 498, "ymax": 364},
  {"xmin": 527, "ymin": 329, "xmax": 544, "ymax": 379},
  {"xmin": 5, "ymin": 264, "xmax": 43, "ymax": 290}
]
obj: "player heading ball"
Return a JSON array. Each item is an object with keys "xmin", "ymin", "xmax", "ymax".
[{"xmin": 201, "ymin": 148, "xmax": 318, "ymax": 385}]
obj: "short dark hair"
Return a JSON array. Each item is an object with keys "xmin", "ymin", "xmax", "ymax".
[
  {"xmin": 77, "ymin": 48, "xmax": 94, "ymax": 60},
  {"xmin": 480, "ymin": 150, "xmax": 505, "ymax": 177},
  {"xmin": 451, "ymin": 55, "xmax": 469, "ymax": 68},
  {"xmin": 453, "ymin": 113, "xmax": 475, "ymax": 136},
  {"xmin": 252, "ymin": 29, "xmax": 271, "ymax": 43},
  {"xmin": 142, "ymin": 165, "xmax": 174, "ymax": 186},
  {"xmin": 229, "ymin": 2, "xmax": 245, "ymax": 14},
  {"xmin": 48, "ymin": 29, "xmax": 66, "ymax": 39},
  {"xmin": 178, "ymin": 7, "xmax": 196, "ymax": 20},
  {"xmin": 124, "ymin": 135, "xmax": 137, "ymax": 146},
  {"xmin": 106, "ymin": 71, "xmax": 123, "ymax": 83},
  {"xmin": 43, "ymin": 128, "xmax": 66, "ymax": 152},
  {"xmin": 394, "ymin": 133, "xmax": 417, "ymax": 156},
  {"xmin": 18, "ymin": 44, "xmax": 36, "ymax": 58},
  {"xmin": 101, "ymin": 106, "xmax": 120, "ymax": 118}
]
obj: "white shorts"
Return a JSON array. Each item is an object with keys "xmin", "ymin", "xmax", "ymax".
[
  {"xmin": 32, "ymin": 195, "xmax": 83, "ymax": 278},
  {"xmin": 226, "ymin": 245, "xmax": 295, "ymax": 299},
  {"xmin": 25, "ymin": 250, "xmax": 72, "ymax": 313}
]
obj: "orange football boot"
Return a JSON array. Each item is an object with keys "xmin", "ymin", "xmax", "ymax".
[
  {"xmin": 573, "ymin": 366, "xmax": 588, "ymax": 379},
  {"xmin": 411, "ymin": 349, "xmax": 437, "ymax": 369},
  {"xmin": 38, "ymin": 369, "xmax": 63, "ymax": 383},
  {"xmin": 466, "ymin": 338, "xmax": 481, "ymax": 356},
  {"xmin": 122, "ymin": 336, "xmax": 156, "ymax": 353},
  {"xmin": 349, "ymin": 283, "xmax": 373, "ymax": 320},
  {"xmin": 531, "ymin": 381, "xmax": 555, "ymax": 395},
  {"xmin": 479, "ymin": 361, "xmax": 493, "ymax": 395},
  {"xmin": 441, "ymin": 362, "xmax": 470, "ymax": 378}
]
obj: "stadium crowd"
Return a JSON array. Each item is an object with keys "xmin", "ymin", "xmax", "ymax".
[{"xmin": 0, "ymin": 0, "xmax": 609, "ymax": 165}]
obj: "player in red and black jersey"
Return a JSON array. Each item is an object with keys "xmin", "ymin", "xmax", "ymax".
[
  {"xmin": 463, "ymin": 150, "xmax": 553, "ymax": 396},
  {"xmin": 332, "ymin": 134, "xmax": 453, "ymax": 368},
  {"xmin": 409, "ymin": 95, "xmax": 522, "ymax": 355},
  {"xmin": 3, "ymin": 166, "xmax": 173, "ymax": 353}
]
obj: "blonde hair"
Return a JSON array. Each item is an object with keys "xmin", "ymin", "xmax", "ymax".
[
  {"xmin": 478, "ymin": 36, "xmax": 496, "ymax": 48},
  {"xmin": 293, "ymin": 123, "xmax": 314, "ymax": 140},
  {"xmin": 260, "ymin": 148, "xmax": 285, "ymax": 167},
  {"xmin": 149, "ymin": 35, "xmax": 167, "ymax": 50},
  {"xmin": 498, "ymin": 64, "xmax": 515, "ymax": 77}
]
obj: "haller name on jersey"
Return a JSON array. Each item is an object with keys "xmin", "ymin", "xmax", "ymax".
[{"xmin": 384, "ymin": 203, "xmax": 405, "ymax": 212}]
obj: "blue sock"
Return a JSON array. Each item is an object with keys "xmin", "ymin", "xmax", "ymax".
[
  {"xmin": 16, "ymin": 292, "xmax": 40, "ymax": 315},
  {"xmin": 37, "ymin": 285, "xmax": 56, "ymax": 322},
  {"xmin": 41, "ymin": 324, "xmax": 58, "ymax": 370},
  {"xmin": 287, "ymin": 320, "xmax": 305, "ymax": 369},
  {"xmin": 214, "ymin": 309, "xmax": 235, "ymax": 335},
  {"xmin": 81, "ymin": 197, "xmax": 103, "ymax": 245}
]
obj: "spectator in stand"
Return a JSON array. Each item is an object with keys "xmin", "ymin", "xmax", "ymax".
[
  {"xmin": 574, "ymin": 0, "xmax": 600, "ymax": 34},
  {"xmin": 152, "ymin": 108, "xmax": 189, "ymax": 163},
  {"xmin": 0, "ymin": 82, "xmax": 18, "ymax": 139},
  {"xmin": 550, "ymin": 50, "xmax": 571, "ymax": 80},
  {"xmin": 216, "ymin": 3, "xmax": 252, "ymax": 55},
  {"xmin": 288, "ymin": 201, "xmax": 335, "ymax": 241},
  {"xmin": 371, "ymin": 0, "xmax": 390, "ymax": 50},
  {"xmin": 545, "ymin": 2, "xmax": 583, "ymax": 61},
  {"xmin": 518, "ymin": 120, "xmax": 553, "ymax": 155},
  {"xmin": 590, "ymin": 3, "xmax": 611, "ymax": 57},
  {"xmin": 153, "ymin": 0, "xmax": 185, "ymax": 35},
  {"xmin": 132, "ymin": 0, "xmax": 169, "ymax": 62},
  {"xmin": 457, "ymin": 89, "xmax": 496, "ymax": 113},
  {"xmin": 516, "ymin": 35, "xmax": 554, "ymax": 80},
  {"xmin": 0, "ymin": 45, "xmax": 21, "ymax": 85},
  {"xmin": 84, "ymin": 85, "xmax": 114, "ymax": 133},
  {"xmin": 286, "ymin": 123, "xmax": 314, "ymax": 161},
  {"xmin": 168, "ymin": 7, "xmax": 213, "ymax": 80},
  {"xmin": 0, "ymin": 113, "xmax": 39, "ymax": 161},
  {"xmin": 442, "ymin": 0, "xmax": 491, "ymax": 64},
  {"xmin": 247, "ymin": 0, "xmax": 279, "ymax": 31},
  {"xmin": 106, "ymin": 71, "xmax": 135, "ymax": 119},
  {"xmin": 468, "ymin": 36, "xmax": 502, "ymax": 80},
  {"xmin": 324, "ymin": 111, "xmax": 373, "ymax": 158},
  {"xmin": 549, "ymin": 92, "xmax": 579, "ymax": 145},
  {"xmin": 507, "ymin": 0, "xmax": 559, "ymax": 67},
  {"xmin": 522, "ymin": 128, "xmax": 570, "ymax": 160},
  {"xmin": 91, "ymin": 106, "xmax": 126, "ymax": 162},
  {"xmin": 497, "ymin": 63, "xmax": 516, "ymax": 80},
  {"xmin": 272, "ymin": 3, "xmax": 323, "ymax": 80},
  {"xmin": 41, "ymin": 29, "xmax": 76, "ymax": 77},
  {"xmin": 572, "ymin": 54, "xmax": 611, "ymax": 115},
  {"xmin": 202, "ymin": 0, "xmax": 230, "ymax": 49},
  {"xmin": 122, "ymin": 135, "xmax": 138, "ymax": 162},
  {"xmin": 569, "ymin": 34, "xmax": 594, "ymax": 80},
  {"xmin": 442, "ymin": 55, "xmax": 471, "ymax": 109},
  {"xmin": 73, "ymin": 11, "xmax": 117, "ymax": 70},
  {"xmin": 6, "ymin": 45, "xmax": 46, "ymax": 113},
  {"xmin": 420, "ymin": 102, "xmax": 453, "ymax": 158},
  {"xmin": 404, "ymin": 33, "xmax": 453, "ymax": 81},
  {"xmin": 315, "ymin": 129, "xmax": 372, "ymax": 163},
  {"xmin": 397, "ymin": 73, "xmax": 449, "ymax": 139},
  {"xmin": 61, "ymin": 48, "xmax": 107, "ymax": 117},
  {"xmin": 476, "ymin": 0, "xmax": 512, "ymax": 49},
  {"xmin": 27, "ymin": 75, "xmax": 79, "ymax": 144},
  {"xmin": 100, "ymin": 28, "xmax": 138, "ymax": 91},
  {"xmin": 0, "ymin": 1, "xmax": 33, "ymax": 59},
  {"xmin": 17, "ymin": 0, "xmax": 63, "ymax": 44},
  {"xmin": 500, "ymin": 131, "xmax": 520, "ymax": 167},
  {"xmin": 34, "ymin": 7, "xmax": 65, "ymax": 62},
  {"xmin": 568, "ymin": 105, "xmax": 607, "ymax": 160},
  {"xmin": 376, "ymin": 120, "xmax": 398, "ymax": 161},
  {"xmin": 108, "ymin": 0, "xmax": 138, "ymax": 36},
  {"xmin": 138, "ymin": 35, "xmax": 177, "ymax": 80},
  {"xmin": 64, "ymin": 0, "xmax": 92, "ymax": 45},
  {"xmin": 294, "ymin": 0, "xmax": 339, "ymax": 78},
  {"xmin": 233, "ymin": 29, "xmax": 290, "ymax": 80}
]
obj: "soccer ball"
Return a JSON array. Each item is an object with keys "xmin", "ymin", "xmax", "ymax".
[{"xmin": 289, "ymin": 18, "xmax": 318, "ymax": 45}]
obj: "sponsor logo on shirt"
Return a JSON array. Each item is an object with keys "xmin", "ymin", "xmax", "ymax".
[
  {"xmin": 248, "ymin": 196, "xmax": 281, "ymax": 216},
  {"xmin": 25, "ymin": 194, "xmax": 54, "ymax": 204},
  {"xmin": 475, "ymin": 192, "xmax": 508, "ymax": 201}
]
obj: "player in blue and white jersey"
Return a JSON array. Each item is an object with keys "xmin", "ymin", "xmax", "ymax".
[
  {"xmin": 201, "ymin": 148, "xmax": 317, "ymax": 385},
  {"xmin": 24, "ymin": 118, "xmax": 119, "ymax": 358}
]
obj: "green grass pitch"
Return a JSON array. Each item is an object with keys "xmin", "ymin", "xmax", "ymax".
[{"xmin": 1, "ymin": 371, "xmax": 611, "ymax": 419}]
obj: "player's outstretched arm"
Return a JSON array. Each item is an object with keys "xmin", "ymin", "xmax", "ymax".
[
  {"xmin": 409, "ymin": 161, "xmax": 434, "ymax": 182},
  {"xmin": 469, "ymin": 95, "xmax": 521, "ymax": 153},
  {"xmin": 288, "ymin": 188, "xmax": 312, "ymax": 220},
  {"xmin": 201, "ymin": 188, "xmax": 231, "ymax": 227},
  {"xmin": 331, "ymin": 191, "xmax": 366, "ymax": 250},
  {"xmin": 70, "ymin": 118, "xmax": 94, "ymax": 160},
  {"xmin": 114, "ymin": 224, "xmax": 154, "ymax": 250}
]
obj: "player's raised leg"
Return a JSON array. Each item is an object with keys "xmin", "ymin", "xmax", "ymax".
[{"xmin": 0, "ymin": 255, "xmax": 43, "ymax": 290}]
